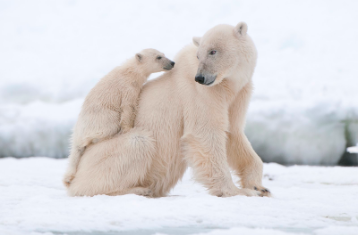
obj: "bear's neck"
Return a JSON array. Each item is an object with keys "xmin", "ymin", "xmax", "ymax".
[
  {"xmin": 226, "ymin": 66, "xmax": 253, "ymax": 95},
  {"xmin": 206, "ymin": 75, "xmax": 252, "ymax": 107}
]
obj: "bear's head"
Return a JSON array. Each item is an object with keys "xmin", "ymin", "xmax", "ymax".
[
  {"xmin": 136, "ymin": 49, "xmax": 175, "ymax": 74},
  {"xmin": 192, "ymin": 22, "xmax": 257, "ymax": 87}
]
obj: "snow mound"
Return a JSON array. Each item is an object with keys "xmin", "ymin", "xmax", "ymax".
[{"xmin": 0, "ymin": 158, "xmax": 357, "ymax": 235}]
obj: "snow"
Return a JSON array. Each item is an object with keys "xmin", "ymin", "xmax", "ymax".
[
  {"xmin": 0, "ymin": 0, "xmax": 357, "ymax": 164},
  {"xmin": 0, "ymin": 157, "xmax": 357, "ymax": 235}
]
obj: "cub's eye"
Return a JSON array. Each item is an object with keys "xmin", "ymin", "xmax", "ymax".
[
  {"xmin": 209, "ymin": 50, "xmax": 216, "ymax": 55},
  {"xmin": 157, "ymin": 56, "xmax": 162, "ymax": 60}
]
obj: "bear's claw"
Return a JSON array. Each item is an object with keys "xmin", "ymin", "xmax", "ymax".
[{"xmin": 254, "ymin": 186, "xmax": 271, "ymax": 197}]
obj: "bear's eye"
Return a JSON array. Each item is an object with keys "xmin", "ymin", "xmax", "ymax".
[
  {"xmin": 209, "ymin": 50, "xmax": 217, "ymax": 55},
  {"xmin": 157, "ymin": 56, "xmax": 162, "ymax": 60}
]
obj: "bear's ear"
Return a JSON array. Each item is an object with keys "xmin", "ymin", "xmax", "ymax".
[
  {"xmin": 136, "ymin": 53, "xmax": 142, "ymax": 62},
  {"xmin": 234, "ymin": 22, "xmax": 248, "ymax": 37},
  {"xmin": 192, "ymin": 37, "xmax": 201, "ymax": 47}
]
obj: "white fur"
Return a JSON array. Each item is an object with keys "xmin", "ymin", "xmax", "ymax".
[
  {"xmin": 67, "ymin": 23, "xmax": 270, "ymax": 197},
  {"xmin": 63, "ymin": 49, "xmax": 174, "ymax": 187}
]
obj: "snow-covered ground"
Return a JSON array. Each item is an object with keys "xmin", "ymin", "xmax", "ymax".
[
  {"xmin": 0, "ymin": 157, "xmax": 357, "ymax": 235},
  {"xmin": 0, "ymin": 2, "xmax": 357, "ymax": 234},
  {"xmin": 0, "ymin": 0, "xmax": 357, "ymax": 164}
]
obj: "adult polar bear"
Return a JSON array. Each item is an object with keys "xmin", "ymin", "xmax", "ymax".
[{"xmin": 67, "ymin": 22, "xmax": 270, "ymax": 197}]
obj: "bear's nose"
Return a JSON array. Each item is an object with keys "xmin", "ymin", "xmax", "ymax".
[
  {"xmin": 195, "ymin": 75, "xmax": 205, "ymax": 84},
  {"xmin": 170, "ymin": 61, "xmax": 175, "ymax": 67}
]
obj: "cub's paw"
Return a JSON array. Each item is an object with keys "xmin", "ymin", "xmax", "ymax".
[
  {"xmin": 63, "ymin": 173, "xmax": 75, "ymax": 188},
  {"xmin": 254, "ymin": 186, "xmax": 271, "ymax": 197}
]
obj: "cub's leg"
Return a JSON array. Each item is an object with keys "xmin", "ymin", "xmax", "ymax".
[
  {"xmin": 120, "ymin": 103, "xmax": 137, "ymax": 134},
  {"xmin": 63, "ymin": 109, "xmax": 122, "ymax": 187},
  {"xmin": 63, "ymin": 138, "xmax": 91, "ymax": 187}
]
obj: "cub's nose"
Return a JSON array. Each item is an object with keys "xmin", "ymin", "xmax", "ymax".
[
  {"xmin": 195, "ymin": 75, "xmax": 205, "ymax": 84},
  {"xmin": 170, "ymin": 61, "xmax": 175, "ymax": 67}
]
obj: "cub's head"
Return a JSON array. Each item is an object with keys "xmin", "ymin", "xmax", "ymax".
[
  {"xmin": 192, "ymin": 22, "xmax": 257, "ymax": 86},
  {"xmin": 135, "ymin": 49, "xmax": 175, "ymax": 74}
]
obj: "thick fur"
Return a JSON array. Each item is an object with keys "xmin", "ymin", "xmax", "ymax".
[
  {"xmin": 67, "ymin": 23, "xmax": 270, "ymax": 197},
  {"xmin": 63, "ymin": 49, "xmax": 174, "ymax": 187}
]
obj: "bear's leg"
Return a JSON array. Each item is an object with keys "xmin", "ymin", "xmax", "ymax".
[
  {"xmin": 67, "ymin": 128, "xmax": 156, "ymax": 197},
  {"xmin": 227, "ymin": 132, "xmax": 271, "ymax": 197},
  {"xmin": 64, "ymin": 110, "xmax": 124, "ymax": 188},
  {"xmin": 181, "ymin": 134, "xmax": 259, "ymax": 197},
  {"xmin": 107, "ymin": 187, "xmax": 153, "ymax": 197},
  {"xmin": 227, "ymin": 82, "xmax": 271, "ymax": 197}
]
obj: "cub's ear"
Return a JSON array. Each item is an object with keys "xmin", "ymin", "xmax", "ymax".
[
  {"xmin": 234, "ymin": 22, "xmax": 248, "ymax": 37},
  {"xmin": 192, "ymin": 37, "xmax": 201, "ymax": 47},
  {"xmin": 136, "ymin": 53, "xmax": 142, "ymax": 62}
]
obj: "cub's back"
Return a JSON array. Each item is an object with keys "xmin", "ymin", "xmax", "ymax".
[{"xmin": 82, "ymin": 66, "xmax": 138, "ymax": 113}]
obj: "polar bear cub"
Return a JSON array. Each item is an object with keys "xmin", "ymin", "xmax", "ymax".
[{"xmin": 63, "ymin": 49, "xmax": 175, "ymax": 187}]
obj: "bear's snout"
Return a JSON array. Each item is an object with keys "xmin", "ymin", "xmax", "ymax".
[
  {"xmin": 195, "ymin": 74, "xmax": 216, "ymax": 86},
  {"xmin": 164, "ymin": 61, "xmax": 175, "ymax": 70},
  {"xmin": 195, "ymin": 74, "xmax": 205, "ymax": 84}
]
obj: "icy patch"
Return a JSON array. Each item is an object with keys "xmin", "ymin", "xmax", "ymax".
[
  {"xmin": 246, "ymin": 99, "xmax": 357, "ymax": 165},
  {"xmin": 347, "ymin": 145, "xmax": 358, "ymax": 154},
  {"xmin": 0, "ymin": 158, "xmax": 357, "ymax": 235},
  {"xmin": 0, "ymin": 100, "xmax": 82, "ymax": 158},
  {"xmin": 0, "ymin": 98, "xmax": 357, "ymax": 165}
]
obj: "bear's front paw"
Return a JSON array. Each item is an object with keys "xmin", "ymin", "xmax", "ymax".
[
  {"xmin": 237, "ymin": 188, "xmax": 260, "ymax": 197},
  {"xmin": 254, "ymin": 186, "xmax": 271, "ymax": 197},
  {"xmin": 216, "ymin": 186, "xmax": 259, "ymax": 197}
]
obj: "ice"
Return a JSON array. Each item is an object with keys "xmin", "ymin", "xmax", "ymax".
[
  {"xmin": 0, "ymin": 157, "xmax": 357, "ymax": 234},
  {"xmin": 0, "ymin": 99, "xmax": 357, "ymax": 166},
  {"xmin": 347, "ymin": 145, "xmax": 358, "ymax": 154},
  {"xmin": 0, "ymin": 0, "xmax": 357, "ymax": 163},
  {"xmin": 246, "ymin": 100, "xmax": 357, "ymax": 165},
  {"xmin": 0, "ymin": 100, "xmax": 82, "ymax": 158}
]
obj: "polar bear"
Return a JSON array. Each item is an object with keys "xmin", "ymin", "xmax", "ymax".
[
  {"xmin": 67, "ymin": 22, "xmax": 270, "ymax": 197},
  {"xmin": 63, "ymin": 49, "xmax": 175, "ymax": 187}
]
